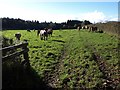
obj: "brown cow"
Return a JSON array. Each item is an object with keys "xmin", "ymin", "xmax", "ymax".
[{"xmin": 89, "ymin": 26, "xmax": 98, "ymax": 32}]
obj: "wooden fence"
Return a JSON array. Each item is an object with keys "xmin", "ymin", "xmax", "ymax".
[{"xmin": 0, "ymin": 41, "xmax": 30, "ymax": 66}]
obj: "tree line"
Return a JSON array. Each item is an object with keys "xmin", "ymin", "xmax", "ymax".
[{"xmin": 2, "ymin": 17, "xmax": 92, "ymax": 30}]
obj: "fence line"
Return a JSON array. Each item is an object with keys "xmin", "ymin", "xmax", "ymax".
[{"xmin": 1, "ymin": 42, "xmax": 30, "ymax": 66}]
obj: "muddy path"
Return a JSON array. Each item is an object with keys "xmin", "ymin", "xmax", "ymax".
[
  {"xmin": 44, "ymin": 37, "xmax": 74, "ymax": 88},
  {"xmin": 44, "ymin": 45, "xmax": 67, "ymax": 88},
  {"xmin": 85, "ymin": 41, "xmax": 120, "ymax": 89}
]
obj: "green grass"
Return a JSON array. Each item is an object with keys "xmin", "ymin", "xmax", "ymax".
[{"xmin": 2, "ymin": 29, "xmax": 119, "ymax": 88}]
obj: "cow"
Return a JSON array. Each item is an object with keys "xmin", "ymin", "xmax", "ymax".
[
  {"xmin": 15, "ymin": 32, "xmax": 21, "ymax": 40},
  {"xmin": 89, "ymin": 26, "xmax": 98, "ymax": 32},
  {"xmin": 47, "ymin": 28, "xmax": 53, "ymax": 37},
  {"xmin": 97, "ymin": 29, "xmax": 104, "ymax": 33},
  {"xmin": 27, "ymin": 29, "xmax": 31, "ymax": 32},
  {"xmin": 39, "ymin": 30, "xmax": 48, "ymax": 40},
  {"xmin": 82, "ymin": 26, "xmax": 85, "ymax": 29},
  {"xmin": 85, "ymin": 26, "xmax": 89, "ymax": 29},
  {"xmin": 37, "ymin": 30, "xmax": 40, "ymax": 36},
  {"xmin": 77, "ymin": 26, "xmax": 81, "ymax": 31}
]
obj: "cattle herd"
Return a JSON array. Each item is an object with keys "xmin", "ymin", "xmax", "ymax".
[
  {"xmin": 77, "ymin": 25, "xmax": 103, "ymax": 33},
  {"xmin": 14, "ymin": 28, "xmax": 53, "ymax": 41},
  {"xmin": 27, "ymin": 28, "xmax": 53, "ymax": 40},
  {"xmin": 15, "ymin": 25, "xmax": 103, "ymax": 41},
  {"xmin": 37, "ymin": 28, "xmax": 53, "ymax": 40}
]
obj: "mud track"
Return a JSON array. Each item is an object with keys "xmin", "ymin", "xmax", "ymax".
[
  {"xmin": 44, "ymin": 46, "xmax": 67, "ymax": 88},
  {"xmin": 85, "ymin": 43, "xmax": 120, "ymax": 89},
  {"xmin": 44, "ymin": 37, "xmax": 74, "ymax": 88}
]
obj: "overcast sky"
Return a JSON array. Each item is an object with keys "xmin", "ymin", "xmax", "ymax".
[{"xmin": 0, "ymin": 0, "xmax": 119, "ymax": 23}]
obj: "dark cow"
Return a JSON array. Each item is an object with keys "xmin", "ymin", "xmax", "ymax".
[
  {"xmin": 15, "ymin": 32, "xmax": 21, "ymax": 40},
  {"xmin": 89, "ymin": 26, "xmax": 98, "ymax": 32},
  {"xmin": 47, "ymin": 28, "xmax": 53, "ymax": 37},
  {"xmin": 37, "ymin": 30, "xmax": 40, "ymax": 36},
  {"xmin": 27, "ymin": 29, "xmax": 31, "ymax": 32}
]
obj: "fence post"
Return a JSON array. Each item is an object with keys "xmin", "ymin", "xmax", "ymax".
[{"xmin": 22, "ymin": 41, "xmax": 30, "ymax": 67}]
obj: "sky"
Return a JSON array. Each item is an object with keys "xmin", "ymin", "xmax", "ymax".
[{"xmin": 0, "ymin": 0, "xmax": 119, "ymax": 23}]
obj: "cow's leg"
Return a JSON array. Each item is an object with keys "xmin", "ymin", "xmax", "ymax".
[
  {"xmin": 50, "ymin": 33, "xmax": 52, "ymax": 37},
  {"xmin": 46, "ymin": 34, "xmax": 48, "ymax": 40},
  {"xmin": 40, "ymin": 35, "xmax": 43, "ymax": 40},
  {"xmin": 40, "ymin": 37, "xmax": 43, "ymax": 40},
  {"xmin": 47, "ymin": 34, "xmax": 49, "ymax": 37},
  {"xmin": 43, "ymin": 35, "xmax": 45, "ymax": 40}
]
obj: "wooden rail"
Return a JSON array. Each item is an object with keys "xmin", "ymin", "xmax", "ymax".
[{"xmin": 1, "ymin": 41, "xmax": 30, "ymax": 66}]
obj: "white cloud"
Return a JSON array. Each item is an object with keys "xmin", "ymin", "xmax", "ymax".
[
  {"xmin": 77, "ymin": 11, "xmax": 108, "ymax": 23},
  {"xmin": 70, "ymin": 11, "xmax": 118, "ymax": 23},
  {"xmin": 109, "ymin": 18, "xmax": 118, "ymax": 21},
  {"xmin": 43, "ymin": 13, "xmax": 117, "ymax": 23},
  {"xmin": 0, "ymin": 1, "xmax": 118, "ymax": 23}
]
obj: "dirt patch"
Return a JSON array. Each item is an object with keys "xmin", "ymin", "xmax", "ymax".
[
  {"xmin": 43, "ymin": 44, "xmax": 67, "ymax": 88},
  {"xmin": 44, "ymin": 37, "xmax": 73, "ymax": 88},
  {"xmin": 86, "ymin": 44, "xmax": 120, "ymax": 89}
]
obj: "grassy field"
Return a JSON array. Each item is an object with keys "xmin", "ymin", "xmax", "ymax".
[{"xmin": 2, "ymin": 29, "xmax": 119, "ymax": 89}]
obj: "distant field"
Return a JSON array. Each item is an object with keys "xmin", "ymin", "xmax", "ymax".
[{"xmin": 2, "ymin": 29, "xmax": 119, "ymax": 89}]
